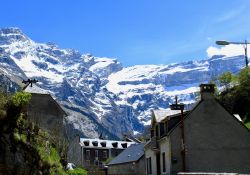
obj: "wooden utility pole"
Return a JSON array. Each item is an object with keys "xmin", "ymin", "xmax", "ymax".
[{"xmin": 170, "ymin": 96, "xmax": 186, "ymax": 172}]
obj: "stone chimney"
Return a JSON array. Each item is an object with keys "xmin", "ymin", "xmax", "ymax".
[{"xmin": 200, "ymin": 84, "xmax": 215, "ymax": 100}]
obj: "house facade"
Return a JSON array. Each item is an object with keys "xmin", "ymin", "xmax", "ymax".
[
  {"xmin": 68, "ymin": 136, "xmax": 136, "ymax": 169},
  {"xmin": 169, "ymin": 84, "xmax": 250, "ymax": 174},
  {"xmin": 145, "ymin": 110, "xmax": 188, "ymax": 175},
  {"xmin": 145, "ymin": 84, "xmax": 250, "ymax": 174},
  {"xmin": 108, "ymin": 143, "xmax": 145, "ymax": 175},
  {"xmin": 24, "ymin": 85, "xmax": 67, "ymax": 141}
]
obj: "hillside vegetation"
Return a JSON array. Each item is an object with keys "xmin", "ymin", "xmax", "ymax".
[
  {"xmin": 0, "ymin": 91, "xmax": 87, "ymax": 175},
  {"xmin": 216, "ymin": 67, "xmax": 250, "ymax": 129}
]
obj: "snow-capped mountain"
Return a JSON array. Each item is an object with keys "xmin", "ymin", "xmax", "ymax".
[{"xmin": 0, "ymin": 27, "xmax": 246, "ymax": 138}]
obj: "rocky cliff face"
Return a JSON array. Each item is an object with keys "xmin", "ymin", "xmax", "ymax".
[{"xmin": 0, "ymin": 27, "xmax": 246, "ymax": 138}]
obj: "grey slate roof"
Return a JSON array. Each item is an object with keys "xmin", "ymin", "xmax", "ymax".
[
  {"xmin": 153, "ymin": 109, "xmax": 187, "ymax": 123},
  {"xmin": 108, "ymin": 143, "xmax": 144, "ymax": 165},
  {"xmin": 24, "ymin": 84, "xmax": 49, "ymax": 94}
]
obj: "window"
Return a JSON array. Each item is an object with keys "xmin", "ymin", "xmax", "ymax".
[
  {"xmin": 162, "ymin": 152, "xmax": 166, "ymax": 172},
  {"xmin": 112, "ymin": 142, "xmax": 118, "ymax": 148},
  {"xmin": 86, "ymin": 150, "xmax": 90, "ymax": 160},
  {"xmin": 121, "ymin": 143, "xmax": 127, "ymax": 148},
  {"xmin": 146, "ymin": 157, "xmax": 152, "ymax": 174},
  {"xmin": 165, "ymin": 121, "xmax": 168, "ymax": 133},
  {"xmin": 94, "ymin": 160, "xmax": 99, "ymax": 166},
  {"xmin": 156, "ymin": 125, "xmax": 159, "ymax": 137},
  {"xmin": 103, "ymin": 150, "xmax": 107, "ymax": 159},
  {"xmin": 95, "ymin": 150, "xmax": 99, "ymax": 158},
  {"xmin": 151, "ymin": 129, "xmax": 154, "ymax": 138},
  {"xmin": 160, "ymin": 123, "xmax": 165, "ymax": 136}
]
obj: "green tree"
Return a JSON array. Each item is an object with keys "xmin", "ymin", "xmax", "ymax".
[
  {"xmin": 0, "ymin": 92, "xmax": 9, "ymax": 119},
  {"xmin": 218, "ymin": 71, "xmax": 233, "ymax": 89},
  {"xmin": 236, "ymin": 67, "xmax": 250, "ymax": 120},
  {"xmin": 238, "ymin": 67, "xmax": 250, "ymax": 87},
  {"xmin": 217, "ymin": 67, "xmax": 250, "ymax": 123}
]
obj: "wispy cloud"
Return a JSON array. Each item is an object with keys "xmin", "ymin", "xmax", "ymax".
[{"xmin": 216, "ymin": 6, "xmax": 246, "ymax": 23}]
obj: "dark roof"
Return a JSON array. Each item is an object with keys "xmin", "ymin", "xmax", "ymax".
[
  {"xmin": 24, "ymin": 84, "xmax": 49, "ymax": 94},
  {"xmin": 168, "ymin": 98, "xmax": 250, "ymax": 135},
  {"xmin": 123, "ymin": 135, "xmax": 141, "ymax": 143},
  {"xmin": 108, "ymin": 143, "xmax": 144, "ymax": 165},
  {"xmin": 26, "ymin": 89, "xmax": 68, "ymax": 116}
]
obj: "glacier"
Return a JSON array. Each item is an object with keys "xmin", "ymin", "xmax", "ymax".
[{"xmin": 0, "ymin": 27, "xmax": 246, "ymax": 138}]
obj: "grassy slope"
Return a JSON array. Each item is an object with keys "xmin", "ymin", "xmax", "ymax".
[{"xmin": 0, "ymin": 91, "xmax": 87, "ymax": 175}]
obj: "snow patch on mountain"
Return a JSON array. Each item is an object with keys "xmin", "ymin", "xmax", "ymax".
[{"xmin": 0, "ymin": 27, "xmax": 247, "ymax": 137}]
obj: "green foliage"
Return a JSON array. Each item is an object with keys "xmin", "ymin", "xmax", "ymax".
[
  {"xmin": 238, "ymin": 67, "xmax": 250, "ymax": 86},
  {"xmin": 34, "ymin": 128, "xmax": 66, "ymax": 174},
  {"xmin": 13, "ymin": 132, "xmax": 27, "ymax": 142},
  {"xmin": 0, "ymin": 92, "xmax": 8, "ymax": 107},
  {"xmin": 218, "ymin": 71, "xmax": 233, "ymax": 88},
  {"xmin": 1, "ymin": 91, "xmax": 88, "ymax": 175},
  {"xmin": 1, "ymin": 100, "xmax": 76, "ymax": 175},
  {"xmin": 237, "ymin": 67, "xmax": 250, "ymax": 98},
  {"xmin": 243, "ymin": 117, "xmax": 250, "ymax": 130},
  {"xmin": 104, "ymin": 156, "xmax": 114, "ymax": 164},
  {"xmin": 244, "ymin": 121, "xmax": 250, "ymax": 130},
  {"xmin": 217, "ymin": 67, "xmax": 250, "ymax": 121},
  {"xmin": 12, "ymin": 91, "xmax": 31, "ymax": 108},
  {"xmin": 16, "ymin": 113, "xmax": 26, "ymax": 129},
  {"xmin": 67, "ymin": 168, "xmax": 88, "ymax": 175},
  {"xmin": 0, "ymin": 92, "xmax": 8, "ymax": 119}
]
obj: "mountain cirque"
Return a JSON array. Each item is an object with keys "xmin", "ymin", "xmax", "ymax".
[{"xmin": 0, "ymin": 28, "xmax": 246, "ymax": 138}]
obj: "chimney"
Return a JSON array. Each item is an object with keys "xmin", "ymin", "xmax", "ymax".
[{"xmin": 199, "ymin": 84, "xmax": 215, "ymax": 100}]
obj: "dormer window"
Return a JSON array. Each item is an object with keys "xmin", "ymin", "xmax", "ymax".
[
  {"xmin": 84, "ymin": 140, "xmax": 89, "ymax": 146},
  {"xmin": 112, "ymin": 142, "xmax": 118, "ymax": 148},
  {"xmin": 100, "ymin": 141, "xmax": 106, "ymax": 147},
  {"xmin": 92, "ymin": 141, "xmax": 98, "ymax": 147},
  {"xmin": 121, "ymin": 143, "xmax": 127, "ymax": 148}
]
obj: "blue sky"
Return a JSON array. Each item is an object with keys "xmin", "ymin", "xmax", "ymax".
[{"xmin": 1, "ymin": 0, "xmax": 250, "ymax": 66}]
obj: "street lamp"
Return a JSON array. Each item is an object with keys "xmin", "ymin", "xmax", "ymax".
[{"xmin": 216, "ymin": 40, "xmax": 250, "ymax": 68}]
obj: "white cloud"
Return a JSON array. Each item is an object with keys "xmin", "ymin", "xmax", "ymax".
[{"xmin": 206, "ymin": 44, "xmax": 247, "ymax": 58}]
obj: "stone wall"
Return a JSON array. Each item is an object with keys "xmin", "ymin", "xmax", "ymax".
[
  {"xmin": 26, "ymin": 93, "xmax": 66, "ymax": 141},
  {"xmin": 108, "ymin": 157, "xmax": 145, "ymax": 175},
  {"xmin": 159, "ymin": 137, "xmax": 171, "ymax": 175},
  {"xmin": 170, "ymin": 97, "xmax": 250, "ymax": 174},
  {"xmin": 144, "ymin": 145, "xmax": 157, "ymax": 175},
  {"xmin": 67, "ymin": 135, "xmax": 81, "ymax": 166}
]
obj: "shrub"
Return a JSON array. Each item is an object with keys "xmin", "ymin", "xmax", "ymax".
[
  {"xmin": 12, "ymin": 92, "xmax": 31, "ymax": 108},
  {"xmin": 0, "ymin": 92, "xmax": 8, "ymax": 119}
]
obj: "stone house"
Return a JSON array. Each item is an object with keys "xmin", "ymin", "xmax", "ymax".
[
  {"xmin": 68, "ymin": 136, "xmax": 136, "ymax": 169},
  {"xmin": 24, "ymin": 84, "xmax": 67, "ymax": 142},
  {"xmin": 145, "ymin": 110, "xmax": 189, "ymax": 175},
  {"xmin": 145, "ymin": 84, "xmax": 250, "ymax": 174},
  {"xmin": 108, "ymin": 143, "xmax": 145, "ymax": 175}
]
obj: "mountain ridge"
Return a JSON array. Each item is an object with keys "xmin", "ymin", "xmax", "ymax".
[{"xmin": 0, "ymin": 27, "xmax": 246, "ymax": 138}]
